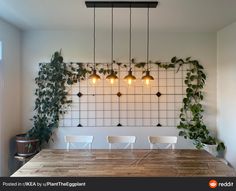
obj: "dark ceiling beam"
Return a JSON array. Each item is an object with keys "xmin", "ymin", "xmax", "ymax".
[{"xmin": 85, "ymin": 1, "xmax": 158, "ymax": 8}]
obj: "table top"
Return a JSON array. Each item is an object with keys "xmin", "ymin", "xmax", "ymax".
[{"xmin": 11, "ymin": 149, "xmax": 236, "ymax": 177}]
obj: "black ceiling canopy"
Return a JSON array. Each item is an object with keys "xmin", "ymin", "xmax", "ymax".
[{"xmin": 85, "ymin": 1, "xmax": 158, "ymax": 8}]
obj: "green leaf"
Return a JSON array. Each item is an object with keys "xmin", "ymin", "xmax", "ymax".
[
  {"xmin": 171, "ymin": 56, "xmax": 177, "ymax": 63},
  {"xmin": 186, "ymin": 57, "xmax": 191, "ymax": 61},
  {"xmin": 169, "ymin": 64, "xmax": 175, "ymax": 68},
  {"xmin": 135, "ymin": 62, "xmax": 146, "ymax": 68},
  {"xmin": 179, "ymin": 131, "xmax": 186, "ymax": 136},
  {"xmin": 202, "ymin": 73, "xmax": 206, "ymax": 80},
  {"xmin": 176, "ymin": 59, "xmax": 184, "ymax": 64},
  {"xmin": 190, "ymin": 75, "xmax": 196, "ymax": 81},
  {"xmin": 217, "ymin": 142, "xmax": 225, "ymax": 151},
  {"xmin": 154, "ymin": 62, "xmax": 161, "ymax": 66},
  {"xmin": 198, "ymin": 65, "xmax": 204, "ymax": 69},
  {"xmin": 183, "ymin": 98, "xmax": 188, "ymax": 103}
]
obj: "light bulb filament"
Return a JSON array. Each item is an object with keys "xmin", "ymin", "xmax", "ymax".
[
  {"xmin": 110, "ymin": 78, "xmax": 114, "ymax": 84},
  {"xmin": 92, "ymin": 78, "xmax": 96, "ymax": 84},
  {"xmin": 128, "ymin": 79, "xmax": 132, "ymax": 85}
]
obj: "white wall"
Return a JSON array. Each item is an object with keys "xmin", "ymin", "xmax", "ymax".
[
  {"xmin": 22, "ymin": 30, "xmax": 217, "ymax": 149},
  {"xmin": 0, "ymin": 19, "xmax": 21, "ymax": 176},
  {"xmin": 217, "ymin": 22, "xmax": 236, "ymax": 169},
  {"xmin": 0, "ymin": 39, "xmax": 3, "ymax": 176}
]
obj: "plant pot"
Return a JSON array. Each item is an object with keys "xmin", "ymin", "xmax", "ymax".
[
  {"xmin": 203, "ymin": 143, "xmax": 218, "ymax": 157},
  {"xmin": 16, "ymin": 134, "xmax": 39, "ymax": 157}
]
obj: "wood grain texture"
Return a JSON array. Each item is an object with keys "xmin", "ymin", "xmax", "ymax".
[{"xmin": 11, "ymin": 149, "xmax": 236, "ymax": 177}]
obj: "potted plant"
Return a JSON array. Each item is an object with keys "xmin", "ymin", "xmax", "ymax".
[
  {"xmin": 16, "ymin": 51, "xmax": 73, "ymax": 155},
  {"xmin": 174, "ymin": 57, "xmax": 225, "ymax": 154},
  {"xmin": 201, "ymin": 135, "xmax": 225, "ymax": 157},
  {"xmin": 16, "ymin": 134, "xmax": 39, "ymax": 156}
]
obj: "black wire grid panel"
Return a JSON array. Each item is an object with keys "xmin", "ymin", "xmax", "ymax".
[{"xmin": 59, "ymin": 63, "xmax": 189, "ymax": 127}]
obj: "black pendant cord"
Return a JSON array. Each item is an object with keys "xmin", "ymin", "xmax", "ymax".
[
  {"xmin": 93, "ymin": 6, "xmax": 96, "ymax": 70},
  {"xmin": 129, "ymin": 5, "xmax": 132, "ymax": 69},
  {"xmin": 146, "ymin": 7, "xmax": 149, "ymax": 71},
  {"xmin": 111, "ymin": 6, "xmax": 114, "ymax": 70}
]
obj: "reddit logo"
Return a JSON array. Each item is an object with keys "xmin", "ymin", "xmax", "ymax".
[{"xmin": 209, "ymin": 179, "xmax": 218, "ymax": 188}]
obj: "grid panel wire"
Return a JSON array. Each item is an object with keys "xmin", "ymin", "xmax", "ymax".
[{"xmin": 59, "ymin": 63, "xmax": 188, "ymax": 127}]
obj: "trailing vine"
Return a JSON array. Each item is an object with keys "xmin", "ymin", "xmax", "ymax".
[
  {"xmin": 27, "ymin": 51, "xmax": 71, "ymax": 145},
  {"xmin": 28, "ymin": 51, "xmax": 224, "ymax": 151},
  {"xmin": 163, "ymin": 57, "xmax": 224, "ymax": 151}
]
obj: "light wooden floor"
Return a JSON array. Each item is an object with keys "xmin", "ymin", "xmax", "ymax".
[{"xmin": 11, "ymin": 149, "xmax": 236, "ymax": 177}]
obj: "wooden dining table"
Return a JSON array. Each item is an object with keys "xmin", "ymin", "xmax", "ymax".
[{"xmin": 11, "ymin": 149, "xmax": 236, "ymax": 177}]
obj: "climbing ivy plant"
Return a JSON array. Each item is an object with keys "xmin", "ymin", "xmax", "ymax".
[
  {"xmin": 161, "ymin": 57, "xmax": 225, "ymax": 151},
  {"xmin": 27, "ymin": 51, "xmax": 72, "ymax": 145},
  {"xmin": 28, "ymin": 51, "xmax": 224, "ymax": 151}
]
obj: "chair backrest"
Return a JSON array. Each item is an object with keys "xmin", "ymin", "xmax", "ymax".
[
  {"xmin": 107, "ymin": 136, "xmax": 136, "ymax": 150},
  {"xmin": 148, "ymin": 136, "xmax": 177, "ymax": 149},
  {"xmin": 64, "ymin": 135, "xmax": 93, "ymax": 150}
]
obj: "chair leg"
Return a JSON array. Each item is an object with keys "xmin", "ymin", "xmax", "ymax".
[
  {"xmin": 150, "ymin": 144, "xmax": 153, "ymax": 150},
  {"xmin": 131, "ymin": 143, "xmax": 133, "ymax": 150},
  {"xmin": 172, "ymin": 144, "xmax": 175, "ymax": 149},
  {"xmin": 66, "ymin": 143, "xmax": 70, "ymax": 151}
]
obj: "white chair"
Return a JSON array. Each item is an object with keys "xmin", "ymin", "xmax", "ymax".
[
  {"xmin": 107, "ymin": 136, "xmax": 136, "ymax": 150},
  {"xmin": 64, "ymin": 135, "xmax": 93, "ymax": 151},
  {"xmin": 148, "ymin": 136, "xmax": 177, "ymax": 149}
]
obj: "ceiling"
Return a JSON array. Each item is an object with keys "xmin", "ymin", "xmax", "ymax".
[{"xmin": 0, "ymin": 0, "xmax": 236, "ymax": 32}]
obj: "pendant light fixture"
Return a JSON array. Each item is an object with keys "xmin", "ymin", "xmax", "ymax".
[
  {"xmin": 106, "ymin": 6, "xmax": 118, "ymax": 84},
  {"xmin": 142, "ymin": 6, "xmax": 154, "ymax": 85},
  {"xmin": 86, "ymin": 1, "xmax": 158, "ymax": 85},
  {"xmin": 124, "ymin": 6, "xmax": 136, "ymax": 85},
  {"xmin": 89, "ymin": 6, "xmax": 101, "ymax": 85}
]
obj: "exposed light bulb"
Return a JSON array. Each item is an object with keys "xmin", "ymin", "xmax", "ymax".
[
  {"xmin": 92, "ymin": 78, "xmax": 97, "ymax": 84},
  {"xmin": 128, "ymin": 79, "xmax": 132, "ymax": 85},
  {"xmin": 110, "ymin": 78, "xmax": 114, "ymax": 84},
  {"xmin": 145, "ymin": 79, "xmax": 150, "ymax": 85}
]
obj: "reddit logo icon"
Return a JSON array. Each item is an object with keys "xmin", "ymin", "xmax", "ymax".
[{"xmin": 209, "ymin": 179, "xmax": 218, "ymax": 188}]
